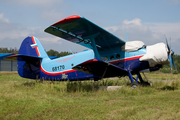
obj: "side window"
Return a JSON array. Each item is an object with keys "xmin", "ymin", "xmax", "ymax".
[
  {"xmin": 116, "ymin": 54, "xmax": 120, "ymax": 59},
  {"xmin": 104, "ymin": 57, "xmax": 108, "ymax": 61},
  {"xmin": 110, "ymin": 55, "xmax": 114, "ymax": 60}
]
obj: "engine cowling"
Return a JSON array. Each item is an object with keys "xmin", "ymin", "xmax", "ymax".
[{"xmin": 140, "ymin": 43, "xmax": 169, "ymax": 67}]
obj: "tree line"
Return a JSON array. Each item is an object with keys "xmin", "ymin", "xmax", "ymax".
[
  {"xmin": 0, "ymin": 47, "xmax": 18, "ymax": 54},
  {"xmin": 46, "ymin": 49, "xmax": 72, "ymax": 57},
  {"xmin": 0, "ymin": 48, "xmax": 71, "ymax": 57},
  {"xmin": 0, "ymin": 47, "xmax": 179, "ymax": 73}
]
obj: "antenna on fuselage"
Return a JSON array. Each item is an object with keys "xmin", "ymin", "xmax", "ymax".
[
  {"xmin": 125, "ymin": 30, "xmax": 129, "ymax": 42},
  {"xmin": 68, "ymin": 48, "xmax": 74, "ymax": 54}
]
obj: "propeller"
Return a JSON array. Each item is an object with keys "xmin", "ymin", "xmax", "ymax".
[{"xmin": 165, "ymin": 36, "xmax": 177, "ymax": 72}]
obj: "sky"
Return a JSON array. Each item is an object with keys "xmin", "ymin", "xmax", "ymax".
[{"xmin": 0, "ymin": 0, "xmax": 180, "ymax": 54}]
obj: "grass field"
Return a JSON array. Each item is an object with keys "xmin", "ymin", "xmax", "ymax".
[{"xmin": 0, "ymin": 72, "xmax": 180, "ymax": 120}]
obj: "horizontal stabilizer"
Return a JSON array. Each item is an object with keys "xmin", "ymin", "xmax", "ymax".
[
  {"xmin": 73, "ymin": 59, "xmax": 128, "ymax": 78},
  {"xmin": 0, "ymin": 53, "xmax": 14, "ymax": 59},
  {"xmin": 5, "ymin": 54, "xmax": 42, "ymax": 61}
]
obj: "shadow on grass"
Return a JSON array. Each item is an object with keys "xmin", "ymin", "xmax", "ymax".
[
  {"xmin": 66, "ymin": 80, "xmax": 131, "ymax": 92},
  {"xmin": 161, "ymin": 85, "xmax": 176, "ymax": 90},
  {"xmin": 22, "ymin": 81, "xmax": 35, "ymax": 87},
  {"xmin": 67, "ymin": 81, "xmax": 96, "ymax": 92},
  {"xmin": 160, "ymin": 81, "xmax": 180, "ymax": 91}
]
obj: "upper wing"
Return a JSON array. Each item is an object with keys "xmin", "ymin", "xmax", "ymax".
[
  {"xmin": 44, "ymin": 15, "xmax": 125, "ymax": 50},
  {"xmin": 72, "ymin": 59, "xmax": 128, "ymax": 78}
]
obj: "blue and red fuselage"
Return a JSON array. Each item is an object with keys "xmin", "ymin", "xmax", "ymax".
[{"xmin": 17, "ymin": 36, "xmax": 151, "ymax": 81}]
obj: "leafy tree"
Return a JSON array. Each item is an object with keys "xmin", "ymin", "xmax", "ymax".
[
  {"xmin": 0, "ymin": 47, "xmax": 18, "ymax": 54},
  {"xmin": 0, "ymin": 47, "xmax": 71, "ymax": 57},
  {"xmin": 46, "ymin": 49, "xmax": 71, "ymax": 57}
]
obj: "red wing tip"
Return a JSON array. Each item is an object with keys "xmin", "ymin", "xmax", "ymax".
[
  {"xmin": 7, "ymin": 55, "xmax": 17, "ymax": 58},
  {"xmin": 51, "ymin": 15, "xmax": 82, "ymax": 26}
]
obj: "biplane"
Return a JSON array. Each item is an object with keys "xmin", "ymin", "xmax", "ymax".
[{"xmin": 6, "ymin": 15, "xmax": 176, "ymax": 87}]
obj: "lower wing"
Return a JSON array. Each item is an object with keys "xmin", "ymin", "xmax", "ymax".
[{"xmin": 73, "ymin": 59, "xmax": 128, "ymax": 78}]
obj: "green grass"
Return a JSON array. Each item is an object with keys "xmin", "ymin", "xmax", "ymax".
[
  {"xmin": 0, "ymin": 72, "xmax": 180, "ymax": 119},
  {"xmin": 144, "ymin": 72, "xmax": 180, "ymax": 80}
]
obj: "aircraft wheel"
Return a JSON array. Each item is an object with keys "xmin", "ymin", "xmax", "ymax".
[
  {"xmin": 130, "ymin": 82, "xmax": 139, "ymax": 88},
  {"xmin": 94, "ymin": 78, "xmax": 99, "ymax": 81}
]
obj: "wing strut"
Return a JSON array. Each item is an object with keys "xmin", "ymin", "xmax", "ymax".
[
  {"xmin": 84, "ymin": 33, "xmax": 100, "ymax": 59},
  {"xmin": 101, "ymin": 64, "xmax": 109, "ymax": 79}
]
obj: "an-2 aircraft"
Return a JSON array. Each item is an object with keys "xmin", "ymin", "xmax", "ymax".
[{"xmin": 7, "ymin": 15, "xmax": 176, "ymax": 87}]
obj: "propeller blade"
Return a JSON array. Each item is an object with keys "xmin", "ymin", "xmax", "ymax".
[
  {"xmin": 170, "ymin": 37, "xmax": 171, "ymax": 49},
  {"xmin": 165, "ymin": 36, "xmax": 170, "ymax": 51},
  {"xmin": 165, "ymin": 36, "xmax": 176, "ymax": 72},
  {"xmin": 169, "ymin": 55, "xmax": 173, "ymax": 71},
  {"xmin": 172, "ymin": 57, "xmax": 177, "ymax": 70}
]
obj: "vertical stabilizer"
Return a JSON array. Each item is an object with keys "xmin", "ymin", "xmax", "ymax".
[{"xmin": 19, "ymin": 36, "xmax": 48, "ymax": 58}]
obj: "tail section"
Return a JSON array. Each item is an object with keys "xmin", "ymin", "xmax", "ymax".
[
  {"xmin": 18, "ymin": 36, "xmax": 48, "ymax": 79},
  {"xmin": 19, "ymin": 36, "xmax": 48, "ymax": 58}
]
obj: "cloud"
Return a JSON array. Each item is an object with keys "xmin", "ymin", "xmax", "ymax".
[
  {"xmin": 0, "ymin": 14, "xmax": 31, "ymax": 48},
  {"xmin": 0, "ymin": 12, "xmax": 57, "ymax": 48},
  {"xmin": 0, "ymin": 12, "xmax": 86, "ymax": 52},
  {"xmin": 148, "ymin": 22, "xmax": 180, "ymax": 38},
  {"xmin": 122, "ymin": 18, "xmax": 150, "ymax": 32},
  {"xmin": 0, "ymin": 13, "xmax": 32, "ymax": 40},
  {"xmin": 147, "ymin": 22, "xmax": 180, "ymax": 54},
  {"xmin": 106, "ymin": 18, "xmax": 180, "ymax": 42},
  {"xmin": 105, "ymin": 18, "xmax": 180, "ymax": 54},
  {"xmin": 105, "ymin": 18, "xmax": 152, "ymax": 44},
  {"xmin": 0, "ymin": 13, "xmax": 10, "ymax": 23},
  {"xmin": 123, "ymin": 18, "xmax": 142, "ymax": 26}
]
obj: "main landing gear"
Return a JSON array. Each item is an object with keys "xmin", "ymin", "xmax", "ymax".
[{"xmin": 128, "ymin": 71, "xmax": 152, "ymax": 88}]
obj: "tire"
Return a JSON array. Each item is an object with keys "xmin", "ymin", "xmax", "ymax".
[
  {"xmin": 131, "ymin": 82, "xmax": 139, "ymax": 88},
  {"xmin": 94, "ymin": 78, "xmax": 99, "ymax": 81}
]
